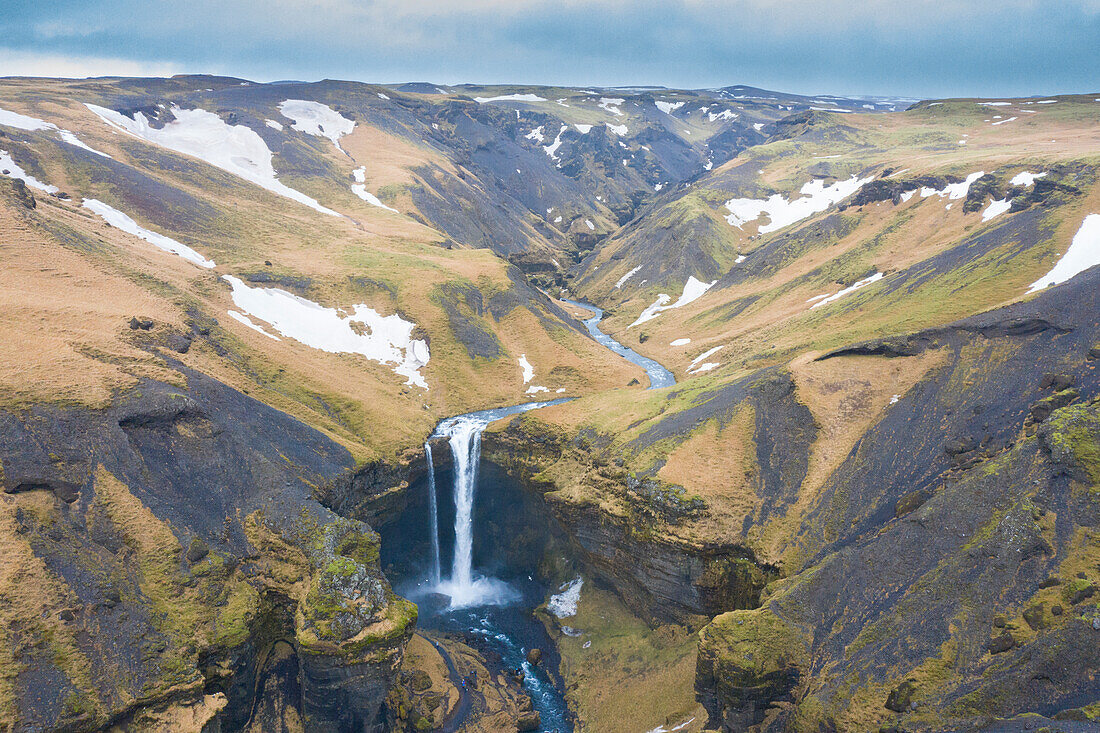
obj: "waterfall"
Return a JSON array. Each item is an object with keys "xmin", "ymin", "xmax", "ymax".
[
  {"xmin": 428, "ymin": 399, "xmax": 565, "ymax": 608},
  {"xmin": 444, "ymin": 417, "xmax": 483, "ymax": 590},
  {"xmin": 424, "ymin": 441, "xmax": 442, "ymax": 585}
]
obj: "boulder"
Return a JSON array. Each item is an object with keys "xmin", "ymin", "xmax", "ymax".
[
  {"xmin": 525, "ymin": 648, "xmax": 542, "ymax": 666},
  {"xmin": 885, "ymin": 680, "xmax": 916, "ymax": 713},
  {"xmin": 987, "ymin": 632, "xmax": 1015, "ymax": 654}
]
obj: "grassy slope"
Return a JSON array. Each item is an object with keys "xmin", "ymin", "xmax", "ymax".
[{"xmin": 0, "ymin": 78, "xmax": 639, "ymax": 461}]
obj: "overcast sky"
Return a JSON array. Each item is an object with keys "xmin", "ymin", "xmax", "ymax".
[{"xmin": 1, "ymin": 0, "xmax": 1097, "ymax": 98}]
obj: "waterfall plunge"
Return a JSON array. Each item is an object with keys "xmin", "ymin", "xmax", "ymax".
[
  {"xmin": 424, "ymin": 441, "xmax": 442, "ymax": 586},
  {"xmin": 428, "ymin": 400, "xmax": 566, "ymax": 608}
]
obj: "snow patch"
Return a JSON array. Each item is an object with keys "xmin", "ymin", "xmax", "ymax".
[
  {"xmin": 920, "ymin": 172, "xmax": 984, "ymax": 200},
  {"xmin": 616, "ymin": 266, "xmax": 641, "ymax": 289},
  {"xmin": 991, "ymin": 116, "xmax": 1017, "ymax": 126},
  {"xmin": 351, "ymin": 166, "xmax": 398, "ymax": 212},
  {"xmin": 525, "ymin": 126, "xmax": 545, "ymax": 143},
  {"xmin": 518, "ymin": 354, "xmax": 534, "ymax": 384},
  {"xmin": 473, "ymin": 93, "xmax": 547, "ymax": 104},
  {"xmin": 1011, "ymin": 171, "xmax": 1046, "ymax": 187},
  {"xmin": 1026, "ymin": 214, "xmax": 1100, "ymax": 293},
  {"xmin": 278, "ymin": 100, "xmax": 355, "ymax": 152},
  {"xmin": 0, "ymin": 150, "xmax": 58, "ymax": 193},
  {"xmin": 543, "ymin": 125, "xmax": 568, "ymax": 162},
  {"xmin": 723, "ymin": 176, "xmax": 873, "ymax": 234},
  {"xmin": 264, "ymin": 119, "xmax": 284, "ymax": 131},
  {"xmin": 708, "ymin": 109, "xmax": 737, "ymax": 122},
  {"xmin": 0, "ymin": 105, "xmax": 110, "ymax": 157},
  {"xmin": 670, "ymin": 338, "xmax": 691, "ymax": 346},
  {"xmin": 86, "ymin": 103, "xmax": 340, "ymax": 216},
  {"xmin": 982, "ymin": 198, "xmax": 1011, "ymax": 222},
  {"xmin": 574, "ymin": 123, "xmax": 593, "ymax": 134},
  {"xmin": 630, "ymin": 276, "xmax": 716, "ymax": 328},
  {"xmin": 599, "ymin": 97, "xmax": 625, "ymax": 116},
  {"xmin": 228, "ymin": 310, "xmax": 280, "ymax": 340},
  {"xmin": 222, "ymin": 275, "xmax": 430, "ymax": 388},
  {"xmin": 655, "ymin": 100, "xmax": 685, "ymax": 114},
  {"xmin": 606, "ymin": 123, "xmax": 628, "ymax": 136},
  {"xmin": 548, "ymin": 577, "xmax": 583, "ymax": 618},
  {"xmin": 83, "ymin": 198, "xmax": 216, "ymax": 268},
  {"xmin": 810, "ymin": 272, "xmax": 884, "ymax": 309}
]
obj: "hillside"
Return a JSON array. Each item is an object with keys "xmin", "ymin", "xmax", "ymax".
[{"xmin": 1, "ymin": 75, "xmax": 1098, "ymax": 733}]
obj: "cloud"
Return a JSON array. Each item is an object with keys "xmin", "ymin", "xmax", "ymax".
[{"xmin": 0, "ymin": 48, "xmax": 183, "ymax": 79}]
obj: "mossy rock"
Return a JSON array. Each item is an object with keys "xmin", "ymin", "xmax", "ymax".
[
  {"xmin": 1039, "ymin": 399, "xmax": 1100, "ymax": 485},
  {"xmin": 696, "ymin": 606, "xmax": 810, "ymax": 726}
]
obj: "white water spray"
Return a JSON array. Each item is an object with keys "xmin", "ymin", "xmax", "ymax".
[
  {"xmin": 424, "ymin": 441, "xmax": 442, "ymax": 585},
  {"xmin": 428, "ymin": 399, "xmax": 567, "ymax": 608}
]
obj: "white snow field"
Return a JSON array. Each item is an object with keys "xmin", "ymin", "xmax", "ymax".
[
  {"xmin": 0, "ymin": 150, "xmax": 59, "ymax": 193},
  {"xmin": 350, "ymin": 167, "xmax": 398, "ymax": 212},
  {"xmin": 723, "ymin": 176, "xmax": 873, "ymax": 234},
  {"xmin": 543, "ymin": 125, "xmax": 568, "ymax": 162},
  {"xmin": 810, "ymin": 272, "xmax": 884, "ymax": 309},
  {"xmin": 473, "ymin": 93, "xmax": 547, "ymax": 103},
  {"xmin": 1027, "ymin": 214, "xmax": 1100, "ymax": 293},
  {"xmin": 655, "ymin": 100, "xmax": 685, "ymax": 114},
  {"xmin": 0, "ymin": 105, "xmax": 111, "ymax": 158},
  {"xmin": 83, "ymin": 198, "xmax": 216, "ymax": 268},
  {"xmin": 277, "ymin": 100, "xmax": 355, "ymax": 152},
  {"xmin": 670, "ymin": 338, "xmax": 691, "ymax": 346},
  {"xmin": 86, "ymin": 103, "xmax": 340, "ymax": 216},
  {"xmin": 630, "ymin": 276, "xmax": 716, "ymax": 327},
  {"xmin": 222, "ymin": 275, "xmax": 430, "ymax": 388}
]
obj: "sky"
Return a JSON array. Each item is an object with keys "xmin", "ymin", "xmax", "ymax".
[{"xmin": 1, "ymin": 0, "xmax": 1098, "ymax": 98}]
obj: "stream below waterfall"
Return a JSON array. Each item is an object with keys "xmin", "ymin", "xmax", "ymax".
[{"xmin": 382, "ymin": 301, "xmax": 673, "ymax": 732}]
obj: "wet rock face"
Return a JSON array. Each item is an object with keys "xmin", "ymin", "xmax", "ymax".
[{"xmin": 0, "ymin": 367, "xmax": 413, "ymax": 732}]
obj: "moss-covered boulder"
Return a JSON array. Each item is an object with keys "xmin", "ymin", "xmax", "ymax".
[{"xmin": 696, "ymin": 606, "xmax": 810, "ymax": 730}]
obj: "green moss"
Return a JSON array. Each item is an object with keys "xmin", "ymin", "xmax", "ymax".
[{"xmin": 1042, "ymin": 400, "xmax": 1100, "ymax": 486}]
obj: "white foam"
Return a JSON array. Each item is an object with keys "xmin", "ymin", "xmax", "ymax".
[
  {"xmin": 548, "ymin": 577, "xmax": 583, "ymax": 618},
  {"xmin": 83, "ymin": 198, "xmax": 216, "ymax": 268},
  {"xmin": 810, "ymin": 272, "xmax": 884, "ymax": 309},
  {"xmin": 473, "ymin": 93, "xmax": 547, "ymax": 104},
  {"xmin": 350, "ymin": 166, "xmax": 398, "ymax": 212},
  {"xmin": 616, "ymin": 266, "xmax": 641, "ymax": 288},
  {"xmin": 630, "ymin": 276, "xmax": 716, "ymax": 328},
  {"xmin": 222, "ymin": 275, "xmax": 429, "ymax": 387},
  {"xmin": 723, "ymin": 176, "xmax": 873, "ymax": 234},
  {"xmin": 0, "ymin": 150, "xmax": 58, "ymax": 193},
  {"xmin": 1027, "ymin": 214, "xmax": 1100, "ymax": 293},
  {"xmin": 86, "ymin": 103, "xmax": 339, "ymax": 216},
  {"xmin": 982, "ymin": 198, "xmax": 1011, "ymax": 222},
  {"xmin": 278, "ymin": 100, "xmax": 355, "ymax": 152}
]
